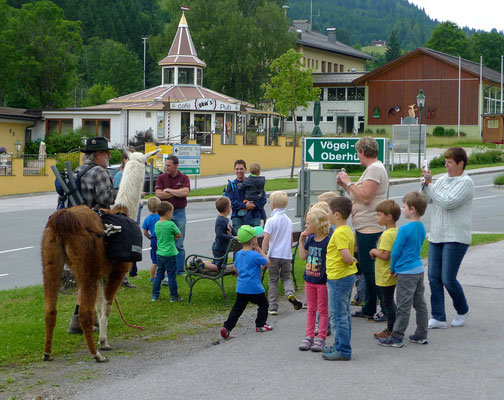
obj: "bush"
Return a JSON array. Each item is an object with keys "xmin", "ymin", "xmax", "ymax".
[
  {"xmin": 323, "ymin": 163, "xmax": 365, "ymax": 173},
  {"xmin": 428, "ymin": 155, "xmax": 445, "ymax": 168},
  {"xmin": 110, "ymin": 149, "xmax": 123, "ymax": 164},
  {"xmin": 432, "ymin": 126, "xmax": 445, "ymax": 136},
  {"xmin": 129, "ymin": 129, "xmax": 154, "ymax": 151},
  {"xmin": 445, "ymin": 128, "xmax": 456, "ymax": 137},
  {"xmin": 392, "ymin": 163, "xmax": 417, "ymax": 170},
  {"xmin": 494, "ymin": 175, "xmax": 504, "ymax": 185},
  {"xmin": 468, "ymin": 149, "xmax": 504, "ymax": 165},
  {"xmin": 364, "ymin": 128, "xmax": 374, "ymax": 134}
]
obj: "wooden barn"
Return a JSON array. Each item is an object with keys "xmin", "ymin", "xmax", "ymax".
[{"xmin": 354, "ymin": 48, "xmax": 503, "ymax": 137}]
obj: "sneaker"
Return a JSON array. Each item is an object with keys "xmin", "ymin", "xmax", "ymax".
[
  {"xmin": 220, "ymin": 327, "xmax": 230, "ymax": 339},
  {"xmin": 428, "ymin": 318, "xmax": 447, "ymax": 329},
  {"xmin": 170, "ymin": 296, "xmax": 184, "ymax": 302},
  {"xmin": 374, "ymin": 328, "xmax": 391, "ymax": 339},
  {"xmin": 122, "ymin": 281, "xmax": 136, "ymax": 289},
  {"xmin": 352, "ymin": 310, "xmax": 372, "ymax": 318},
  {"xmin": 378, "ymin": 335, "xmax": 403, "ymax": 348},
  {"xmin": 268, "ymin": 310, "xmax": 278, "ymax": 315},
  {"xmin": 151, "ymin": 297, "xmax": 159, "ymax": 302},
  {"xmin": 373, "ymin": 311, "xmax": 387, "ymax": 322},
  {"xmin": 451, "ymin": 308, "xmax": 470, "ymax": 327},
  {"xmin": 256, "ymin": 324, "xmax": 273, "ymax": 332},
  {"xmin": 322, "ymin": 350, "xmax": 350, "ymax": 361},
  {"xmin": 311, "ymin": 337, "xmax": 325, "ymax": 352},
  {"xmin": 351, "ymin": 299, "xmax": 364, "ymax": 306},
  {"xmin": 408, "ymin": 334, "xmax": 428, "ymax": 344},
  {"xmin": 298, "ymin": 336, "xmax": 313, "ymax": 351},
  {"xmin": 323, "ymin": 345, "xmax": 335, "ymax": 353},
  {"xmin": 161, "ymin": 277, "xmax": 170, "ymax": 286},
  {"xmin": 288, "ymin": 294, "xmax": 303, "ymax": 310}
]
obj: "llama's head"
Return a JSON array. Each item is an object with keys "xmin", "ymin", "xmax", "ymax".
[{"xmin": 124, "ymin": 148, "xmax": 161, "ymax": 165}]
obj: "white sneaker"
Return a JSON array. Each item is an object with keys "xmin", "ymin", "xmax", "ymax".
[
  {"xmin": 428, "ymin": 318, "xmax": 447, "ymax": 329},
  {"xmin": 268, "ymin": 310, "xmax": 278, "ymax": 315},
  {"xmin": 451, "ymin": 308, "xmax": 470, "ymax": 327}
]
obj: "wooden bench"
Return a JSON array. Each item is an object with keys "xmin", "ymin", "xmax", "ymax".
[{"xmin": 184, "ymin": 230, "xmax": 302, "ymax": 306}]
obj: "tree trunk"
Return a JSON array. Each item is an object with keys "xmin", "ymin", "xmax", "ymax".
[{"xmin": 290, "ymin": 111, "xmax": 297, "ymax": 181}]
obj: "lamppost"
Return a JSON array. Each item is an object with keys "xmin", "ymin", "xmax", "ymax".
[
  {"xmin": 14, "ymin": 140, "xmax": 22, "ymax": 158},
  {"xmin": 416, "ymin": 89, "xmax": 426, "ymax": 168}
]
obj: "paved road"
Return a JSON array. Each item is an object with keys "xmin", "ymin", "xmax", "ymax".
[{"xmin": 1, "ymin": 171, "xmax": 503, "ymax": 291}]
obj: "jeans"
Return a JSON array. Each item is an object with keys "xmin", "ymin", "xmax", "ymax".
[
  {"xmin": 232, "ymin": 215, "xmax": 260, "ymax": 231},
  {"xmin": 393, "ymin": 273, "xmax": 428, "ymax": 340},
  {"xmin": 356, "ymin": 231, "xmax": 383, "ymax": 316},
  {"xmin": 428, "ymin": 241, "xmax": 470, "ymax": 321},
  {"xmin": 327, "ymin": 274, "xmax": 355, "ymax": 358},
  {"xmin": 152, "ymin": 255, "xmax": 178, "ymax": 299},
  {"xmin": 305, "ymin": 282, "xmax": 329, "ymax": 340},
  {"xmin": 171, "ymin": 208, "xmax": 186, "ymax": 274},
  {"xmin": 378, "ymin": 285, "xmax": 396, "ymax": 332},
  {"xmin": 223, "ymin": 292, "xmax": 269, "ymax": 331}
]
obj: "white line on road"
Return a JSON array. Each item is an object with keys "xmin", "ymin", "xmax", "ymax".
[
  {"xmin": 0, "ymin": 273, "xmax": 8, "ymax": 277},
  {"xmin": 0, "ymin": 246, "xmax": 34, "ymax": 254},
  {"xmin": 187, "ymin": 217, "xmax": 216, "ymax": 224},
  {"xmin": 474, "ymin": 195, "xmax": 504, "ymax": 200}
]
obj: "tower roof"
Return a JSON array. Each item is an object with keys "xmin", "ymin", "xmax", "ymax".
[{"xmin": 158, "ymin": 12, "xmax": 206, "ymax": 68}]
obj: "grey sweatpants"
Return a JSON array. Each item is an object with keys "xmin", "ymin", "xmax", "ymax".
[
  {"xmin": 392, "ymin": 272, "xmax": 428, "ymax": 340},
  {"xmin": 268, "ymin": 257, "xmax": 295, "ymax": 311}
]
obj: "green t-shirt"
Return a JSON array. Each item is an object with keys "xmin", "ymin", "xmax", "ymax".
[{"xmin": 154, "ymin": 220, "xmax": 180, "ymax": 257}]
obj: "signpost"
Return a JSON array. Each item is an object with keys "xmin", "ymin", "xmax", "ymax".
[
  {"xmin": 304, "ymin": 137, "xmax": 387, "ymax": 164},
  {"xmin": 172, "ymin": 144, "xmax": 201, "ymax": 176}
]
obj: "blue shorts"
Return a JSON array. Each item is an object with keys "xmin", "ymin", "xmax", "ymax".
[{"xmin": 150, "ymin": 238, "xmax": 158, "ymax": 264}]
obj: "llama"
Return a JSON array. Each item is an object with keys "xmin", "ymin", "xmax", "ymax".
[{"xmin": 42, "ymin": 148, "xmax": 160, "ymax": 363}]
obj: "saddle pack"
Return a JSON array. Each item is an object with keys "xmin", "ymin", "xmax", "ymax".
[{"xmin": 98, "ymin": 211, "xmax": 143, "ymax": 263}]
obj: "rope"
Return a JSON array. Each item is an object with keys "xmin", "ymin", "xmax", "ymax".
[{"xmin": 114, "ymin": 296, "xmax": 145, "ymax": 331}]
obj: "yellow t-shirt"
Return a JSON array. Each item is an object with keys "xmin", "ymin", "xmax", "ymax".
[
  {"xmin": 375, "ymin": 228, "xmax": 398, "ymax": 287},
  {"xmin": 326, "ymin": 225, "xmax": 357, "ymax": 280}
]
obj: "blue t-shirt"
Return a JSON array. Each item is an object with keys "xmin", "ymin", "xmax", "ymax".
[
  {"xmin": 303, "ymin": 234, "xmax": 330, "ymax": 284},
  {"xmin": 213, "ymin": 215, "xmax": 235, "ymax": 254},
  {"xmin": 235, "ymin": 250, "xmax": 268, "ymax": 294},
  {"xmin": 391, "ymin": 221, "xmax": 426, "ymax": 274},
  {"xmin": 142, "ymin": 213, "xmax": 160, "ymax": 239}
]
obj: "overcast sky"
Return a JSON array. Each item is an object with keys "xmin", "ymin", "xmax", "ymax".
[{"xmin": 408, "ymin": 0, "xmax": 503, "ymax": 32}]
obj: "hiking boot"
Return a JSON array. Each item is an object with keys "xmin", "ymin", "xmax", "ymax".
[
  {"xmin": 311, "ymin": 337, "xmax": 325, "ymax": 353},
  {"xmin": 451, "ymin": 308, "xmax": 470, "ymax": 327},
  {"xmin": 374, "ymin": 328, "xmax": 392, "ymax": 339},
  {"xmin": 220, "ymin": 327, "xmax": 230, "ymax": 339},
  {"xmin": 428, "ymin": 318, "xmax": 447, "ymax": 329},
  {"xmin": 408, "ymin": 334, "xmax": 428, "ymax": 344},
  {"xmin": 288, "ymin": 294, "xmax": 303, "ymax": 310},
  {"xmin": 256, "ymin": 324, "xmax": 273, "ymax": 332},
  {"xmin": 67, "ymin": 314, "xmax": 98, "ymax": 334},
  {"xmin": 378, "ymin": 335, "xmax": 403, "ymax": 348},
  {"xmin": 322, "ymin": 350, "xmax": 350, "ymax": 361},
  {"xmin": 298, "ymin": 336, "xmax": 313, "ymax": 351}
]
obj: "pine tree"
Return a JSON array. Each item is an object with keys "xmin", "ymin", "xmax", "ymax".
[{"xmin": 385, "ymin": 30, "xmax": 401, "ymax": 63}]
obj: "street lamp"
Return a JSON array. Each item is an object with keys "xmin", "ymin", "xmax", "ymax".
[
  {"xmin": 416, "ymin": 89, "xmax": 426, "ymax": 168},
  {"xmin": 14, "ymin": 140, "xmax": 22, "ymax": 158}
]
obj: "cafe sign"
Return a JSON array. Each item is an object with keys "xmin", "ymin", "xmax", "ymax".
[{"xmin": 170, "ymin": 98, "xmax": 240, "ymax": 112}]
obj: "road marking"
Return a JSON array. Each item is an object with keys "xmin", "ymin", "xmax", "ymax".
[
  {"xmin": 0, "ymin": 273, "xmax": 8, "ymax": 277},
  {"xmin": 0, "ymin": 246, "xmax": 34, "ymax": 254},
  {"xmin": 474, "ymin": 184, "xmax": 494, "ymax": 188},
  {"xmin": 474, "ymin": 195, "xmax": 504, "ymax": 200},
  {"xmin": 187, "ymin": 217, "xmax": 216, "ymax": 224}
]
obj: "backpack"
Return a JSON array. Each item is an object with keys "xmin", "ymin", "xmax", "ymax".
[
  {"xmin": 98, "ymin": 211, "xmax": 143, "ymax": 263},
  {"xmin": 54, "ymin": 163, "xmax": 95, "ymax": 209}
]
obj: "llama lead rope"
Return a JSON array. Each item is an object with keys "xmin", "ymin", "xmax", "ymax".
[{"xmin": 114, "ymin": 296, "xmax": 145, "ymax": 331}]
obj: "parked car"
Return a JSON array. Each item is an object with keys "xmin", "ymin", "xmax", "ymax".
[{"xmin": 107, "ymin": 164, "xmax": 163, "ymax": 193}]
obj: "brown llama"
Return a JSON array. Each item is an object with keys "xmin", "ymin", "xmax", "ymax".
[{"xmin": 42, "ymin": 148, "xmax": 160, "ymax": 362}]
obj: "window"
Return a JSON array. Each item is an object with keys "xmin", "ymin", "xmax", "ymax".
[
  {"xmin": 83, "ymin": 119, "xmax": 110, "ymax": 140},
  {"xmin": 339, "ymin": 64, "xmax": 344, "ymax": 72},
  {"xmin": 347, "ymin": 87, "xmax": 356, "ymax": 100},
  {"xmin": 328, "ymin": 62, "xmax": 332, "ymax": 73},
  {"xmin": 319, "ymin": 116, "xmax": 323, "ymax": 122},
  {"xmin": 181, "ymin": 112, "xmax": 190, "ymax": 143},
  {"xmin": 194, "ymin": 113, "xmax": 212, "ymax": 146},
  {"xmin": 337, "ymin": 88, "xmax": 346, "ymax": 101},
  {"xmin": 46, "ymin": 119, "xmax": 73, "ymax": 134},
  {"xmin": 163, "ymin": 68, "xmax": 174, "ymax": 85},
  {"xmin": 287, "ymin": 115, "xmax": 293, "ymax": 121},
  {"xmin": 178, "ymin": 68, "xmax": 194, "ymax": 85},
  {"xmin": 197, "ymin": 69, "xmax": 203, "ymax": 86},
  {"xmin": 303, "ymin": 58, "xmax": 306, "ymax": 67},
  {"xmin": 311, "ymin": 59, "xmax": 315, "ymax": 68},
  {"xmin": 356, "ymin": 87, "xmax": 365, "ymax": 101},
  {"xmin": 306, "ymin": 116, "xmax": 313, "ymax": 122},
  {"xmin": 326, "ymin": 116, "xmax": 334, "ymax": 122},
  {"xmin": 316, "ymin": 60, "xmax": 319, "ymax": 70},
  {"xmin": 321, "ymin": 61, "xmax": 326, "ymax": 73},
  {"xmin": 487, "ymin": 119, "xmax": 499, "ymax": 129},
  {"xmin": 224, "ymin": 113, "xmax": 235, "ymax": 144},
  {"xmin": 146, "ymin": 112, "xmax": 151, "ymax": 118},
  {"xmin": 319, "ymin": 88, "xmax": 324, "ymax": 101},
  {"xmin": 215, "ymin": 113, "xmax": 224, "ymax": 133},
  {"xmin": 328, "ymin": 88, "xmax": 337, "ymax": 101},
  {"xmin": 296, "ymin": 116, "xmax": 303, "ymax": 121}
]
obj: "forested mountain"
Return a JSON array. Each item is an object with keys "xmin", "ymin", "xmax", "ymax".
[{"xmin": 287, "ymin": 0, "xmax": 440, "ymax": 49}]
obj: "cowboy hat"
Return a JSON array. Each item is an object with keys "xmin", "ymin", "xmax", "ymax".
[{"xmin": 83, "ymin": 137, "xmax": 114, "ymax": 153}]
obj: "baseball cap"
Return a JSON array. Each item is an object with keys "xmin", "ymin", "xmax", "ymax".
[{"xmin": 237, "ymin": 225, "xmax": 263, "ymax": 243}]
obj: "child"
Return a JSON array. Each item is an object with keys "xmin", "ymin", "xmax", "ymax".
[
  {"xmin": 378, "ymin": 192, "xmax": 428, "ymax": 348},
  {"xmin": 142, "ymin": 197, "xmax": 161, "ymax": 283},
  {"xmin": 322, "ymin": 196, "xmax": 357, "ymax": 361},
  {"xmin": 238, "ymin": 162, "xmax": 267, "ymax": 226},
  {"xmin": 369, "ymin": 199, "xmax": 400, "ymax": 339},
  {"xmin": 152, "ymin": 201, "xmax": 183, "ymax": 302},
  {"xmin": 261, "ymin": 191, "xmax": 301, "ymax": 314},
  {"xmin": 317, "ymin": 191, "xmax": 339, "ymax": 205},
  {"xmin": 220, "ymin": 225, "xmax": 272, "ymax": 338},
  {"xmin": 298, "ymin": 208, "xmax": 331, "ymax": 352},
  {"xmin": 202, "ymin": 197, "xmax": 236, "ymax": 271}
]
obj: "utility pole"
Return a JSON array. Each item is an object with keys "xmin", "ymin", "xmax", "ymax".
[{"xmin": 142, "ymin": 36, "xmax": 148, "ymax": 89}]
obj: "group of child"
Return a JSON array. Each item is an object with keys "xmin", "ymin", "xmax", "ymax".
[{"xmin": 141, "ymin": 163, "xmax": 430, "ymax": 360}]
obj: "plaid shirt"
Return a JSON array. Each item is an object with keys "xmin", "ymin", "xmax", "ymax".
[{"xmin": 77, "ymin": 160, "xmax": 116, "ymax": 209}]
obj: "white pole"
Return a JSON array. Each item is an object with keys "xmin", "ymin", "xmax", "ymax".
[
  {"xmin": 479, "ymin": 56, "xmax": 482, "ymax": 136},
  {"xmin": 501, "ymin": 55, "xmax": 503, "ymax": 114},
  {"xmin": 458, "ymin": 56, "xmax": 461, "ymax": 137},
  {"xmin": 142, "ymin": 37, "xmax": 148, "ymax": 89}
]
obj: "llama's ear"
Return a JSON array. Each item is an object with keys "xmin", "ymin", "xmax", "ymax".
[
  {"xmin": 144, "ymin": 148, "xmax": 160, "ymax": 163},
  {"xmin": 123, "ymin": 147, "xmax": 132, "ymax": 160}
]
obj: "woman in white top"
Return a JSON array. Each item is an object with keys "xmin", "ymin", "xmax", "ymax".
[
  {"xmin": 337, "ymin": 137, "xmax": 389, "ymax": 319},
  {"xmin": 423, "ymin": 147, "xmax": 474, "ymax": 329}
]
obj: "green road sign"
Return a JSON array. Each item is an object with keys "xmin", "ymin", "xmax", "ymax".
[
  {"xmin": 178, "ymin": 167, "xmax": 200, "ymax": 175},
  {"xmin": 304, "ymin": 137, "xmax": 387, "ymax": 164}
]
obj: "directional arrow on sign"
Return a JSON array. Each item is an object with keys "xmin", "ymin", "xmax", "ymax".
[{"xmin": 308, "ymin": 143, "xmax": 314, "ymax": 160}]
